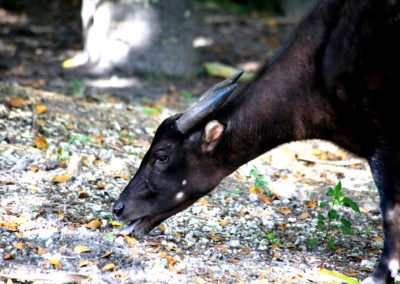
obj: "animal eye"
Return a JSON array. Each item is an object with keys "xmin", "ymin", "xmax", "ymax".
[{"xmin": 155, "ymin": 153, "xmax": 169, "ymax": 163}]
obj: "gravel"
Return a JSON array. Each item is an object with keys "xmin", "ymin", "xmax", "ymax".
[{"xmin": 0, "ymin": 83, "xmax": 394, "ymax": 283}]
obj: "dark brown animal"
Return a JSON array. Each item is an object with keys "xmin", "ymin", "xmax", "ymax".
[{"xmin": 113, "ymin": 0, "xmax": 400, "ymax": 282}]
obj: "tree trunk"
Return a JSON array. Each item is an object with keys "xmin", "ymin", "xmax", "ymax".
[{"xmin": 81, "ymin": 0, "xmax": 197, "ymax": 77}]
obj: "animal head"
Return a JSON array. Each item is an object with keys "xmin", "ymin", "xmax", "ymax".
[{"xmin": 113, "ymin": 72, "xmax": 243, "ymax": 235}]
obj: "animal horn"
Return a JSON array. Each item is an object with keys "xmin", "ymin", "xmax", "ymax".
[{"xmin": 176, "ymin": 71, "xmax": 243, "ymax": 134}]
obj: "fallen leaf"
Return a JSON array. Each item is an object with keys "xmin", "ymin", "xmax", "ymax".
[
  {"xmin": 4, "ymin": 253, "xmax": 13, "ymax": 260},
  {"xmin": 77, "ymin": 260, "xmax": 92, "ymax": 267},
  {"xmin": 34, "ymin": 137, "xmax": 48, "ymax": 150},
  {"xmin": 112, "ymin": 174, "xmax": 130, "ymax": 181},
  {"xmin": 372, "ymin": 237, "xmax": 384, "ymax": 242},
  {"xmin": 271, "ymin": 243, "xmax": 280, "ymax": 250},
  {"xmin": 335, "ymin": 248, "xmax": 346, "ymax": 253},
  {"xmin": 110, "ymin": 221, "xmax": 123, "ymax": 227},
  {"xmin": 67, "ymin": 226, "xmax": 75, "ymax": 231},
  {"xmin": 278, "ymin": 207, "xmax": 292, "ymax": 215},
  {"xmin": 158, "ymin": 224, "xmax": 166, "ymax": 231},
  {"xmin": 175, "ymin": 233, "xmax": 182, "ymax": 238},
  {"xmin": 273, "ymin": 253, "xmax": 280, "ymax": 258},
  {"xmin": 77, "ymin": 192, "xmax": 89, "ymax": 199},
  {"xmin": 297, "ymin": 212, "xmax": 312, "ymax": 219},
  {"xmin": 214, "ymin": 245, "xmax": 228, "ymax": 253},
  {"xmin": 85, "ymin": 219, "xmax": 101, "ymax": 229},
  {"xmin": 35, "ymin": 104, "xmax": 47, "ymax": 114},
  {"xmin": 14, "ymin": 242, "xmax": 24, "ymax": 249},
  {"xmin": 279, "ymin": 222, "xmax": 287, "ymax": 230},
  {"xmin": 308, "ymin": 200, "xmax": 317, "ymax": 208},
  {"xmin": 208, "ymin": 235, "xmax": 220, "ymax": 242},
  {"xmin": 9, "ymin": 97, "xmax": 27, "ymax": 108},
  {"xmin": 124, "ymin": 235, "xmax": 137, "ymax": 246},
  {"xmin": 229, "ymin": 257, "xmax": 239, "ymax": 264},
  {"xmin": 100, "ymin": 251, "xmax": 113, "ymax": 258},
  {"xmin": 218, "ymin": 221, "xmax": 228, "ymax": 227},
  {"xmin": 102, "ymin": 263, "xmax": 116, "ymax": 272},
  {"xmin": 146, "ymin": 246, "xmax": 161, "ymax": 253},
  {"xmin": 74, "ymin": 245, "xmax": 91, "ymax": 254},
  {"xmin": 97, "ymin": 183, "xmax": 105, "ymax": 189},
  {"xmin": 27, "ymin": 242, "xmax": 36, "ymax": 249},
  {"xmin": 37, "ymin": 246, "xmax": 44, "ymax": 255},
  {"xmin": 29, "ymin": 166, "xmax": 39, "ymax": 172},
  {"xmin": 234, "ymin": 173, "xmax": 245, "ymax": 180},
  {"xmin": 160, "ymin": 252, "xmax": 180, "ymax": 273},
  {"xmin": 197, "ymin": 198, "xmax": 208, "ymax": 205},
  {"xmin": 258, "ymin": 194, "xmax": 271, "ymax": 205},
  {"xmin": 38, "ymin": 119, "xmax": 46, "ymax": 125},
  {"xmin": 230, "ymin": 272, "xmax": 238, "ymax": 277},
  {"xmin": 50, "ymin": 259, "xmax": 62, "ymax": 270},
  {"xmin": 1, "ymin": 222, "xmax": 18, "ymax": 231},
  {"xmin": 16, "ymin": 232, "xmax": 23, "ymax": 237},
  {"xmin": 53, "ymin": 174, "xmax": 70, "ymax": 183}
]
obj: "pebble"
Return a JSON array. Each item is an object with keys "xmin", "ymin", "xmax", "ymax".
[{"xmin": 248, "ymin": 193, "xmax": 258, "ymax": 202}]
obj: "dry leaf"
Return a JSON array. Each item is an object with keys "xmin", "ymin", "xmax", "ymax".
[
  {"xmin": 110, "ymin": 221, "xmax": 123, "ymax": 227},
  {"xmin": 230, "ymin": 272, "xmax": 238, "ymax": 277},
  {"xmin": 101, "ymin": 251, "xmax": 113, "ymax": 258},
  {"xmin": 77, "ymin": 260, "xmax": 92, "ymax": 267},
  {"xmin": 53, "ymin": 174, "xmax": 70, "ymax": 183},
  {"xmin": 208, "ymin": 235, "xmax": 220, "ymax": 242},
  {"xmin": 158, "ymin": 224, "xmax": 166, "ymax": 231},
  {"xmin": 9, "ymin": 97, "xmax": 27, "ymax": 108},
  {"xmin": 278, "ymin": 207, "xmax": 292, "ymax": 215},
  {"xmin": 85, "ymin": 219, "xmax": 101, "ymax": 229},
  {"xmin": 112, "ymin": 174, "xmax": 130, "ymax": 181},
  {"xmin": 14, "ymin": 242, "xmax": 24, "ymax": 249},
  {"xmin": 175, "ymin": 233, "xmax": 182, "ymax": 238},
  {"xmin": 272, "ymin": 253, "xmax": 280, "ymax": 258},
  {"xmin": 297, "ymin": 212, "xmax": 312, "ymax": 219},
  {"xmin": 234, "ymin": 173, "xmax": 245, "ymax": 180},
  {"xmin": 218, "ymin": 221, "xmax": 227, "ymax": 227},
  {"xmin": 258, "ymin": 194, "xmax": 271, "ymax": 205},
  {"xmin": 214, "ymin": 245, "xmax": 228, "ymax": 253},
  {"xmin": 124, "ymin": 235, "xmax": 137, "ymax": 246},
  {"xmin": 271, "ymin": 243, "xmax": 280, "ymax": 250},
  {"xmin": 34, "ymin": 137, "xmax": 48, "ymax": 150},
  {"xmin": 279, "ymin": 222, "xmax": 287, "ymax": 230},
  {"xmin": 97, "ymin": 183, "xmax": 105, "ymax": 189},
  {"xmin": 229, "ymin": 257, "xmax": 239, "ymax": 264},
  {"xmin": 102, "ymin": 263, "xmax": 116, "ymax": 272},
  {"xmin": 67, "ymin": 226, "xmax": 75, "ymax": 231},
  {"xmin": 146, "ymin": 246, "xmax": 161, "ymax": 253},
  {"xmin": 4, "ymin": 253, "xmax": 13, "ymax": 260},
  {"xmin": 50, "ymin": 259, "xmax": 62, "ymax": 270},
  {"xmin": 74, "ymin": 245, "xmax": 91, "ymax": 254},
  {"xmin": 197, "ymin": 198, "xmax": 208, "ymax": 205},
  {"xmin": 372, "ymin": 237, "xmax": 384, "ymax": 242},
  {"xmin": 160, "ymin": 252, "xmax": 180, "ymax": 273},
  {"xmin": 335, "ymin": 247, "xmax": 346, "ymax": 253},
  {"xmin": 37, "ymin": 246, "xmax": 44, "ymax": 255},
  {"xmin": 35, "ymin": 104, "xmax": 47, "ymax": 114},
  {"xmin": 29, "ymin": 166, "xmax": 39, "ymax": 172},
  {"xmin": 308, "ymin": 200, "xmax": 317, "ymax": 208},
  {"xmin": 77, "ymin": 192, "xmax": 89, "ymax": 199}
]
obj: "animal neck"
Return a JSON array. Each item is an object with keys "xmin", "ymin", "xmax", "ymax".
[{"xmin": 214, "ymin": 0, "xmax": 345, "ymax": 170}]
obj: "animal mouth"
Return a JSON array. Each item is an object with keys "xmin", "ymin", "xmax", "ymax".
[{"xmin": 118, "ymin": 216, "xmax": 147, "ymax": 235}]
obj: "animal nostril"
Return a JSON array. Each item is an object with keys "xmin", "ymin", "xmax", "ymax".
[{"xmin": 113, "ymin": 200, "xmax": 124, "ymax": 217}]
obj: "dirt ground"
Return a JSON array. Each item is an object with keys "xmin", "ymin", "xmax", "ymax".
[{"xmin": 0, "ymin": 3, "xmax": 389, "ymax": 284}]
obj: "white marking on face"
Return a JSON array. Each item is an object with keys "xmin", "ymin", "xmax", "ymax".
[
  {"xmin": 182, "ymin": 179, "xmax": 187, "ymax": 186},
  {"xmin": 176, "ymin": 192, "xmax": 184, "ymax": 200}
]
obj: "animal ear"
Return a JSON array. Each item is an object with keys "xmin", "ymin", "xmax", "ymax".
[{"xmin": 202, "ymin": 120, "xmax": 225, "ymax": 152}]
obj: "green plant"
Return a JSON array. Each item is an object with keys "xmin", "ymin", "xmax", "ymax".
[
  {"xmin": 71, "ymin": 79, "xmax": 84, "ymax": 95},
  {"xmin": 249, "ymin": 166, "xmax": 271, "ymax": 196},
  {"xmin": 142, "ymin": 107, "xmax": 159, "ymax": 116},
  {"xmin": 180, "ymin": 90, "xmax": 195, "ymax": 103},
  {"xmin": 119, "ymin": 131, "xmax": 136, "ymax": 143},
  {"xmin": 267, "ymin": 233, "xmax": 284, "ymax": 248},
  {"xmin": 310, "ymin": 181, "xmax": 360, "ymax": 250},
  {"xmin": 55, "ymin": 134, "xmax": 94, "ymax": 163}
]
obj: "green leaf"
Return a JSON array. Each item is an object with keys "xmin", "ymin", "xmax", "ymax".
[
  {"xmin": 335, "ymin": 181, "xmax": 342, "ymax": 192},
  {"xmin": 331, "ymin": 224, "xmax": 340, "ymax": 230},
  {"xmin": 327, "ymin": 240, "xmax": 336, "ymax": 250},
  {"xmin": 340, "ymin": 226, "xmax": 355, "ymax": 235},
  {"xmin": 340, "ymin": 218, "xmax": 352, "ymax": 227},
  {"xmin": 267, "ymin": 233, "xmax": 274, "ymax": 240},
  {"xmin": 233, "ymin": 189, "xmax": 240, "ymax": 194},
  {"xmin": 317, "ymin": 221, "xmax": 326, "ymax": 232},
  {"xmin": 326, "ymin": 187, "xmax": 335, "ymax": 196},
  {"xmin": 320, "ymin": 201, "xmax": 329, "ymax": 208},
  {"xmin": 365, "ymin": 225, "xmax": 372, "ymax": 233},
  {"xmin": 342, "ymin": 197, "xmax": 360, "ymax": 212},
  {"xmin": 309, "ymin": 237, "xmax": 318, "ymax": 246},
  {"xmin": 328, "ymin": 209, "xmax": 339, "ymax": 220},
  {"xmin": 317, "ymin": 213, "xmax": 325, "ymax": 221}
]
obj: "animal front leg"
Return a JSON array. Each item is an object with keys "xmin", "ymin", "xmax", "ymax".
[{"xmin": 364, "ymin": 145, "xmax": 400, "ymax": 284}]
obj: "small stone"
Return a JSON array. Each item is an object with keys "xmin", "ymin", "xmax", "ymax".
[
  {"xmin": 67, "ymin": 153, "xmax": 83, "ymax": 175},
  {"xmin": 227, "ymin": 240, "xmax": 240, "ymax": 248},
  {"xmin": 360, "ymin": 259, "xmax": 376, "ymax": 270},
  {"xmin": 248, "ymin": 193, "xmax": 258, "ymax": 202}
]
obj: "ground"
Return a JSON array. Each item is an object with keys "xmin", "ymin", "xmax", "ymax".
[{"xmin": 0, "ymin": 4, "xmax": 390, "ymax": 284}]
